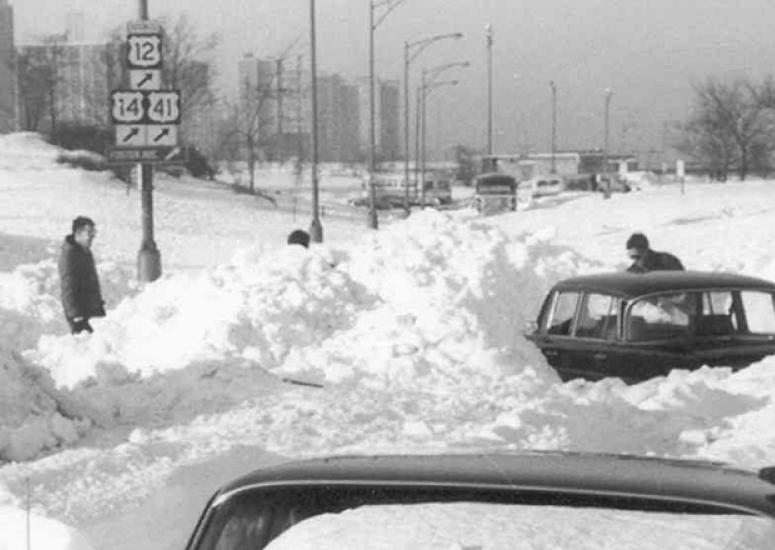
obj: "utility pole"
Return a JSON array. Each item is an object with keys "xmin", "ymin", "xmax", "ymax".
[
  {"xmin": 367, "ymin": 1, "xmax": 378, "ymax": 229},
  {"xmin": 296, "ymin": 54, "xmax": 303, "ymax": 164},
  {"xmin": 137, "ymin": 0, "xmax": 160, "ymax": 281},
  {"xmin": 550, "ymin": 80, "xmax": 557, "ymax": 174},
  {"xmin": 486, "ymin": 23, "xmax": 493, "ymax": 156},
  {"xmin": 308, "ymin": 0, "xmax": 323, "ymax": 242},
  {"xmin": 603, "ymin": 88, "xmax": 613, "ymax": 199},
  {"xmin": 276, "ymin": 58, "xmax": 284, "ymax": 161},
  {"xmin": 420, "ymin": 69, "xmax": 427, "ymax": 207}
]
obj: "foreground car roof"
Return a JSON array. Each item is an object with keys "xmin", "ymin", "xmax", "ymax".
[
  {"xmin": 554, "ymin": 271, "xmax": 775, "ymax": 298},
  {"xmin": 214, "ymin": 452, "xmax": 775, "ymax": 517}
]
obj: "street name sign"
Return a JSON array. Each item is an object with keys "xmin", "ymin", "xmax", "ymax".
[{"xmin": 106, "ymin": 146, "xmax": 187, "ymax": 165}]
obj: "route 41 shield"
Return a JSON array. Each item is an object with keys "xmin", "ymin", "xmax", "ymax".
[{"xmin": 146, "ymin": 91, "xmax": 181, "ymax": 124}]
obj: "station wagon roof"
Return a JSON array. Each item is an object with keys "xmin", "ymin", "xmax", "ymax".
[
  {"xmin": 212, "ymin": 452, "xmax": 775, "ymax": 517},
  {"xmin": 553, "ymin": 271, "xmax": 775, "ymax": 298}
]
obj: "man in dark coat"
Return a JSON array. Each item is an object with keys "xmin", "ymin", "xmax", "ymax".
[
  {"xmin": 58, "ymin": 216, "xmax": 106, "ymax": 334},
  {"xmin": 626, "ymin": 232, "xmax": 685, "ymax": 273}
]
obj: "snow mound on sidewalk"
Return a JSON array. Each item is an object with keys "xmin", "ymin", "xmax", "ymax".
[
  {"xmin": 0, "ymin": 346, "xmax": 90, "ymax": 462},
  {"xmin": 0, "ymin": 259, "xmax": 137, "ymax": 351},
  {"xmin": 27, "ymin": 210, "xmax": 595, "ymax": 391}
]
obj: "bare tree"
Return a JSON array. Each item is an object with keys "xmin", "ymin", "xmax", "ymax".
[
  {"xmin": 160, "ymin": 15, "xmax": 219, "ymax": 126},
  {"xmin": 217, "ymin": 76, "xmax": 276, "ymax": 195},
  {"xmin": 681, "ymin": 78, "xmax": 773, "ymax": 180}
]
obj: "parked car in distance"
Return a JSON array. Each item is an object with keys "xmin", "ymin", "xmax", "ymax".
[
  {"xmin": 527, "ymin": 176, "xmax": 564, "ymax": 198},
  {"xmin": 184, "ymin": 452, "xmax": 775, "ymax": 550},
  {"xmin": 525, "ymin": 271, "xmax": 775, "ymax": 383},
  {"xmin": 422, "ymin": 173, "xmax": 453, "ymax": 206},
  {"xmin": 473, "ymin": 172, "xmax": 518, "ymax": 214}
]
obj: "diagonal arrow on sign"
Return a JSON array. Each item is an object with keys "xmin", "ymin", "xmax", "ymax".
[
  {"xmin": 153, "ymin": 128, "xmax": 170, "ymax": 143},
  {"xmin": 123, "ymin": 127, "xmax": 140, "ymax": 142},
  {"xmin": 137, "ymin": 72, "xmax": 154, "ymax": 88}
]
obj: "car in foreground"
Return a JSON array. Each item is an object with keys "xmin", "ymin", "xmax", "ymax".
[
  {"xmin": 184, "ymin": 452, "xmax": 775, "ymax": 550},
  {"xmin": 525, "ymin": 271, "xmax": 775, "ymax": 383}
]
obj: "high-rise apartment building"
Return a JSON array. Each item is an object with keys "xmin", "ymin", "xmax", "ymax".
[
  {"xmin": 317, "ymin": 74, "xmax": 359, "ymax": 162},
  {"xmin": 356, "ymin": 77, "xmax": 400, "ymax": 161},
  {"xmin": 0, "ymin": 0, "xmax": 17, "ymax": 133}
]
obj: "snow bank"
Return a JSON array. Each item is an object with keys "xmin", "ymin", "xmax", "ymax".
[
  {"xmin": 0, "ymin": 482, "xmax": 95, "ymax": 550},
  {"xmin": 25, "ymin": 210, "xmax": 595, "ymax": 393},
  {"xmin": 0, "ymin": 133, "xmax": 63, "ymax": 171},
  {"xmin": 0, "ymin": 345, "xmax": 91, "ymax": 462}
]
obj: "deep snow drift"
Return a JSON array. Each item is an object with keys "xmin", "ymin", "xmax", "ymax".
[{"xmin": 2, "ymin": 133, "xmax": 775, "ymax": 549}]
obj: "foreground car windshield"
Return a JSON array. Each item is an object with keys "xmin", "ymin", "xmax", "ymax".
[{"xmin": 209, "ymin": 500, "xmax": 774, "ymax": 550}]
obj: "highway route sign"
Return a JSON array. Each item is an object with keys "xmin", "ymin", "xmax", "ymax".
[
  {"xmin": 146, "ymin": 91, "xmax": 181, "ymax": 124},
  {"xmin": 127, "ymin": 33, "xmax": 162, "ymax": 69},
  {"xmin": 111, "ymin": 91, "xmax": 145, "ymax": 123}
]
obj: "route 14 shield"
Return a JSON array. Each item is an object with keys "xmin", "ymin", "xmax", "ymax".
[
  {"xmin": 127, "ymin": 33, "xmax": 162, "ymax": 69},
  {"xmin": 111, "ymin": 91, "xmax": 145, "ymax": 123},
  {"xmin": 146, "ymin": 91, "xmax": 181, "ymax": 124}
]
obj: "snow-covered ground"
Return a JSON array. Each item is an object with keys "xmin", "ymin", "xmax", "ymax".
[{"xmin": 1, "ymin": 133, "xmax": 775, "ymax": 549}]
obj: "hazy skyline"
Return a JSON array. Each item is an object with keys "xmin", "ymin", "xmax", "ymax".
[{"xmin": 10, "ymin": 0, "xmax": 775, "ymax": 156}]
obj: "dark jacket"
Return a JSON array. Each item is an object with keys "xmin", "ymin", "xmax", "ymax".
[
  {"xmin": 58, "ymin": 235, "xmax": 105, "ymax": 319},
  {"xmin": 627, "ymin": 249, "xmax": 685, "ymax": 274}
]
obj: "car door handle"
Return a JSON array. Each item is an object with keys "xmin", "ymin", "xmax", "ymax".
[
  {"xmin": 544, "ymin": 350, "xmax": 559, "ymax": 357},
  {"xmin": 593, "ymin": 353, "xmax": 607, "ymax": 361}
]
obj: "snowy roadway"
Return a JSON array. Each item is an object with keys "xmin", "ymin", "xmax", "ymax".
[{"xmin": 1, "ymin": 134, "xmax": 775, "ymax": 549}]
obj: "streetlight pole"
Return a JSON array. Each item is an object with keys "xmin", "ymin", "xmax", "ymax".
[
  {"xmin": 550, "ymin": 80, "xmax": 557, "ymax": 174},
  {"xmin": 403, "ymin": 32, "xmax": 463, "ymax": 215},
  {"xmin": 309, "ymin": 0, "xmax": 323, "ymax": 241},
  {"xmin": 367, "ymin": 0, "xmax": 406, "ymax": 230},
  {"xmin": 368, "ymin": 1, "xmax": 377, "ymax": 229},
  {"xmin": 416, "ymin": 61, "xmax": 468, "ymax": 207},
  {"xmin": 486, "ymin": 23, "xmax": 493, "ymax": 156},
  {"xmin": 603, "ymin": 87, "xmax": 613, "ymax": 199},
  {"xmin": 137, "ymin": 0, "xmax": 161, "ymax": 282},
  {"xmin": 420, "ymin": 77, "xmax": 459, "ymax": 207}
]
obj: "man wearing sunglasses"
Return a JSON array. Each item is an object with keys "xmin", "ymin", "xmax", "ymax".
[{"xmin": 626, "ymin": 232, "xmax": 684, "ymax": 274}]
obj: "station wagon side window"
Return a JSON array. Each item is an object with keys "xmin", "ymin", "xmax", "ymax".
[
  {"xmin": 575, "ymin": 293, "xmax": 619, "ymax": 340},
  {"xmin": 628, "ymin": 292, "xmax": 696, "ymax": 342},
  {"xmin": 740, "ymin": 291, "xmax": 775, "ymax": 333},
  {"xmin": 545, "ymin": 291, "xmax": 580, "ymax": 336},
  {"xmin": 697, "ymin": 291, "xmax": 738, "ymax": 336}
]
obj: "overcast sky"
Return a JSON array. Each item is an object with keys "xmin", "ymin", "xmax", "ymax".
[{"xmin": 11, "ymin": 0, "xmax": 775, "ymax": 155}]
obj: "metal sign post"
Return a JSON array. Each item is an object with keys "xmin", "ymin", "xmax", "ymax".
[{"xmin": 107, "ymin": 0, "xmax": 184, "ymax": 282}]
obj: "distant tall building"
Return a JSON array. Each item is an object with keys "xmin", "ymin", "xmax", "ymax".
[
  {"xmin": 0, "ymin": 0, "xmax": 17, "ymax": 133},
  {"xmin": 19, "ymin": 40, "xmax": 121, "ymax": 130},
  {"xmin": 317, "ymin": 74, "xmax": 360, "ymax": 162},
  {"xmin": 238, "ymin": 53, "xmax": 276, "ymax": 133},
  {"xmin": 379, "ymin": 80, "xmax": 400, "ymax": 161},
  {"xmin": 355, "ymin": 77, "xmax": 400, "ymax": 161}
]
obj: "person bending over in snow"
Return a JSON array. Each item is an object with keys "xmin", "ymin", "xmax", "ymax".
[
  {"xmin": 625, "ymin": 232, "xmax": 684, "ymax": 273},
  {"xmin": 58, "ymin": 216, "xmax": 106, "ymax": 334},
  {"xmin": 287, "ymin": 229, "xmax": 311, "ymax": 248}
]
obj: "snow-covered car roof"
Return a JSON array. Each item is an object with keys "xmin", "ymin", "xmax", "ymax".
[
  {"xmin": 553, "ymin": 271, "xmax": 775, "ymax": 298},
  {"xmin": 209, "ymin": 451, "xmax": 775, "ymax": 517}
]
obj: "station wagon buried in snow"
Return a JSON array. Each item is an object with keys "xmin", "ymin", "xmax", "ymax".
[{"xmin": 525, "ymin": 271, "xmax": 775, "ymax": 383}]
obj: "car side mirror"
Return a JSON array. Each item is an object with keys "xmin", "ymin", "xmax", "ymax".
[{"xmin": 524, "ymin": 320, "xmax": 538, "ymax": 334}]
